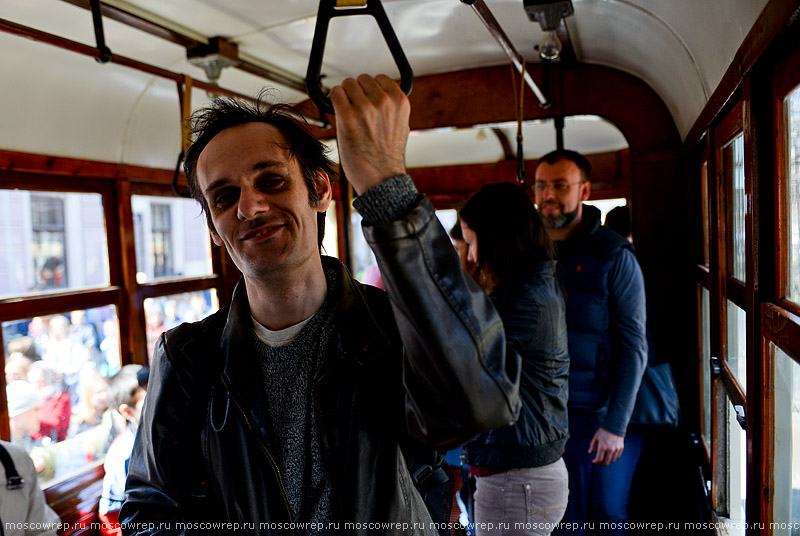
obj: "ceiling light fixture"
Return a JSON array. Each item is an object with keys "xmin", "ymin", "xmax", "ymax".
[{"xmin": 522, "ymin": 0, "xmax": 573, "ymax": 61}]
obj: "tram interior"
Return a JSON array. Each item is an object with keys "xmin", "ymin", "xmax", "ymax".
[{"xmin": 1, "ymin": 0, "xmax": 800, "ymax": 534}]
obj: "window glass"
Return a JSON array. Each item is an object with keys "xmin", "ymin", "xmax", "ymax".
[
  {"xmin": 349, "ymin": 206, "xmax": 460, "ymax": 288},
  {"xmin": 584, "ymin": 198, "xmax": 627, "ymax": 226},
  {"xmin": 725, "ymin": 400, "xmax": 747, "ymax": 531},
  {"xmin": 349, "ymin": 204, "xmax": 375, "ymax": 285},
  {"xmin": 132, "ymin": 195, "xmax": 212, "ymax": 283},
  {"xmin": 322, "ymin": 200, "xmax": 338, "ymax": 259},
  {"xmin": 0, "ymin": 190, "xmax": 109, "ymax": 299},
  {"xmin": 143, "ymin": 290, "xmax": 218, "ymax": 363},
  {"xmin": 701, "ymin": 286, "xmax": 712, "ymax": 448},
  {"xmin": 3, "ymin": 306, "xmax": 121, "ymax": 486},
  {"xmin": 726, "ymin": 299, "xmax": 747, "ymax": 393},
  {"xmin": 786, "ymin": 86, "xmax": 800, "ymax": 304},
  {"xmin": 723, "ymin": 134, "xmax": 746, "ymax": 281},
  {"xmin": 772, "ymin": 343, "xmax": 800, "ymax": 534}
]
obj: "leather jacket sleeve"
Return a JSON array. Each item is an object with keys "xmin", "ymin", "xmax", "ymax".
[{"xmin": 363, "ymin": 196, "xmax": 522, "ymax": 449}]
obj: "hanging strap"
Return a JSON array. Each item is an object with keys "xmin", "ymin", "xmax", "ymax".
[
  {"xmin": 89, "ymin": 0, "xmax": 113, "ymax": 63},
  {"xmin": 511, "ymin": 58, "xmax": 526, "ymax": 183},
  {"xmin": 0, "ymin": 443, "xmax": 24, "ymax": 490},
  {"xmin": 307, "ymin": 0, "xmax": 414, "ymax": 115},
  {"xmin": 173, "ymin": 76, "xmax": 193, "ymax": 198}
]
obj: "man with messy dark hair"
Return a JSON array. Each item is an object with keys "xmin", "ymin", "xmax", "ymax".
[{"xmin": 121, "ymin": 75, "xmax": 522, "ymax": 535}]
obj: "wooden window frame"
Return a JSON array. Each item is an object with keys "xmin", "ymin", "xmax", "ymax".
[
  {"xmin": 709, "ymin": 87, "xmax": 763, "ymax": 526},
  {"xmin": 773, "ymin": 42, "xmax": 800, "ymax": 318},
  {"xmin": 0, "ymin": 163, "xmax": 227, "ymax": 440}
]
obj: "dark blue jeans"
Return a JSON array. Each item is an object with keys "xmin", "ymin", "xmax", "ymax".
[{"xmin": 554, "ymin": 409, "xmax": 644, "ymax": 536}]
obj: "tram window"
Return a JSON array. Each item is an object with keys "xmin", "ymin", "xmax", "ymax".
[
  {"xmin": 349, "ymin": 204, "xmax": 377, "ymax": 285},
  {"xmin": 3, "ymin": 306, "xmax": 120, "ymax": 487},
  {"xmin": 723, "ymin": 134, "xmax": 747, "ymax": 282},
  {"xmin": 349, "ymin": 206, "xmax": 459, "ymax": 286},
  {"xmin": 726, "ymin": 299, "xmax": 747, "ymax": 393},
  {"xmin": 131, "ymin": 195, "xmax": 212, "ymax": 283},
  {"xmin": 585, "ymin": 198, "xmax": 627, "ymax": 225},
  {"xmin": 786, "ymin": 85, "xmax": 800, "ymax": 305},
  {"xmin": 701, "ymin": 286, "xmax": 712, "ymax": 449},
  {"xmin": 322, "ymin": 200, "xmax": 339, "ymax": 259},
  {"xmin": 771, "ymin": 342, "xmax": 800, "ymax": 534},
  {"xmin": 143, "ymin": 290, "xmax": 218, "ymax": 364},
  {"xmin": 725, "ymin": 400, "xmax": 747, "ymax": 530},
  {"xmin": 0, "ymin": 190, "xmax": 110, "ymax": 299}
]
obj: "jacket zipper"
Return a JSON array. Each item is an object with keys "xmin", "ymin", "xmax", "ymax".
[{"xmin": 225, "ymin": 386, "xmax": 296, "ymax": 534}]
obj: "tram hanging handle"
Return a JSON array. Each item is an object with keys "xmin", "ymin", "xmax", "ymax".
[{"xmin": 307, "ymin": 0, "xmax": 414, "ymax": 115}]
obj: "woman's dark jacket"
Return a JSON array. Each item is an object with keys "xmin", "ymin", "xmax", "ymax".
[
  {"xmin": 465, "ymin": 259, "xmax": 570, "ymax": 468},
  {"xmin": 120, "ymin": 198, "xmax": 522, "ymax": 535}
]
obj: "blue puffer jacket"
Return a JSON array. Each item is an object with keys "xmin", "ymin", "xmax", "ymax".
[
  {"xmin": 555, "ymin": 204, "xmax": 647, "ymax": 436},
  {"xmin": 465, "ymin": 259, "xmax": 570, "ymax": 468}
]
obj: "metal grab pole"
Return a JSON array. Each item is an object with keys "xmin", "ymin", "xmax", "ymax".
[{"xmin": 461, "ymin": 0, "xmax": 550, "ymax": 108}]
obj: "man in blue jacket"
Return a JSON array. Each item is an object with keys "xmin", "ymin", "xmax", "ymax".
[{"xmin": 533, "ymin": 150, "xmax": 647, "ymax": 536}]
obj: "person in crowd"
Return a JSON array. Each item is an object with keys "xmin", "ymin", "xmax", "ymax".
[
  {"xmin": 7, "ymin": 336, "xmax": 39, "ymax": 361},
  {"xmin": 144, "ymin": 305, "xmax": 166, "ymax": 360},
  {"xmin": 7, "ymin": 381, "xmax": 45, "ymax": 452},
  {"xmin": 162, "ymin": 300, "xmax": 182, "ymax": 330},
  {"xmin": 99, "ymin": 366, "xmax": 149, "ymax": 536},
  {"xmin": 69, "ymin": 310, "xmax": 100, "ymax": 355},
  {"xmin": 461, "ymin": 183, "xmax": 570, "ymax": 536},
  {"xmin": 533, "ymin": 150, "xmax": 647, "ymax": 536},
  {"xmin": 28, "ymin": 362, "xmax": 71, "ymax": 443},
  {"xmin": 5, "ymin": 353, "xmax": 32, "ymax": 384},
  {"xmin": 42, "ymin": 315, "xmax": 85, "ymax": 399},
  {"xmin": 70, "ymin": 372, "xmax": 111, "ymax": 435},
  {"xmin": 120, "ymin": 74, "xmax": 521, "ymax": 534},
  {"xmin": 100, "ymin": 320, "xmax": 122, "ymax": 377},
  {"xmin": 0, "ymin": 439, "xmax": 61, "ymax": 536}
]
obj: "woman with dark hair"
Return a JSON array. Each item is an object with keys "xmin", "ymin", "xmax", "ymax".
[{"xmin": 461, "ymin": 182, "xmax": 570, "ymax": 536}]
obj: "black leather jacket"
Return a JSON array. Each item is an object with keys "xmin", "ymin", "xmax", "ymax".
[
  {"xmin": 121, "ymin": 198, "xmax": 521, "ymax": 535},
  {"xmin": 465, "ymin": 260, "xmax": 569, "ymax": 468}
]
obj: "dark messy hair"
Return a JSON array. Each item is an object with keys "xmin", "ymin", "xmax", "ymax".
[
  {"xmin": 183, "ymin": 92, "xmax": 337, "ymax": 247},
  {"xmin": 534, "ymin": 149, "xmax": 592, "ymax": 182},
  {"xmin": 449, "ymin": 217, "xmax": 464, "ymax": 241},
  {"xmin": 460, "ymin": 182, "xmax": 555, "ymax": 285}
]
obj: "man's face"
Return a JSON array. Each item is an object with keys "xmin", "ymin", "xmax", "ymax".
[
  {"xmin": 196, "ymin": 122, "xmax": 331, "ymax": 280},
  {"xmin": 534, "ymin": 159, "xmax": 591, "ymax": 230}
]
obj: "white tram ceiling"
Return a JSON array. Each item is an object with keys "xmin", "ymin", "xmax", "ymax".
[{"xmin": 0, "ymin": 0, "xmax": 773, "ymax": 168}]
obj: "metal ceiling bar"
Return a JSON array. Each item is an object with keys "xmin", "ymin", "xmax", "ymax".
[
  {"xmin": 58, "ymin": 0, "xmax": 310, "ymax": 95},
  {"xmin": 462, "ymin": 0, "xmax": 550, "ymax": 108},
  {"xmin": 0, "ymin": 17, "xmax": 327, "ymax": 128}
]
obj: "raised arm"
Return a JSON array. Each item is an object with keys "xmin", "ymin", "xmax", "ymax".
[{"xmin": 330, "ymin": 75, "xmax": 521, "ymax": 448}]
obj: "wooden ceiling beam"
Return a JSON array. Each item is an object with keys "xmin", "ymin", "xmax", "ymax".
[
  {"xmin": 301, "ymin": 63, "xmax": 679, "ymax": 153},
  {"xmin": 409, "ymin": 149, "xmax": 631, "ymax": 205}
]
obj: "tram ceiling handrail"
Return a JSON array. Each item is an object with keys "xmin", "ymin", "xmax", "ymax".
[
  {"xmin": 306, "ymin": 0, "xmax": 414, "ymax": 115},
  {"xmin": 58, "ymin": 0, "xmax": 311, "ymax": 95},
  {"xmin": 461, "ymin": 0, "xmax": 550, "ymax": 109},
  {"xmin": 0, "ymin": 17, "xmax": 327, "ymax": 129}
]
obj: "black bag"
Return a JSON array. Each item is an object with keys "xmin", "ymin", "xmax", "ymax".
[{"xmin": 628, "ymin": 362, "xmax": 680, "ymax": 430}]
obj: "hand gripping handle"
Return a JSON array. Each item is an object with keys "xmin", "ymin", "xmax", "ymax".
[{"xmin": 306, "ymin": 0, "xmax": 414, "ymax": 115}]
